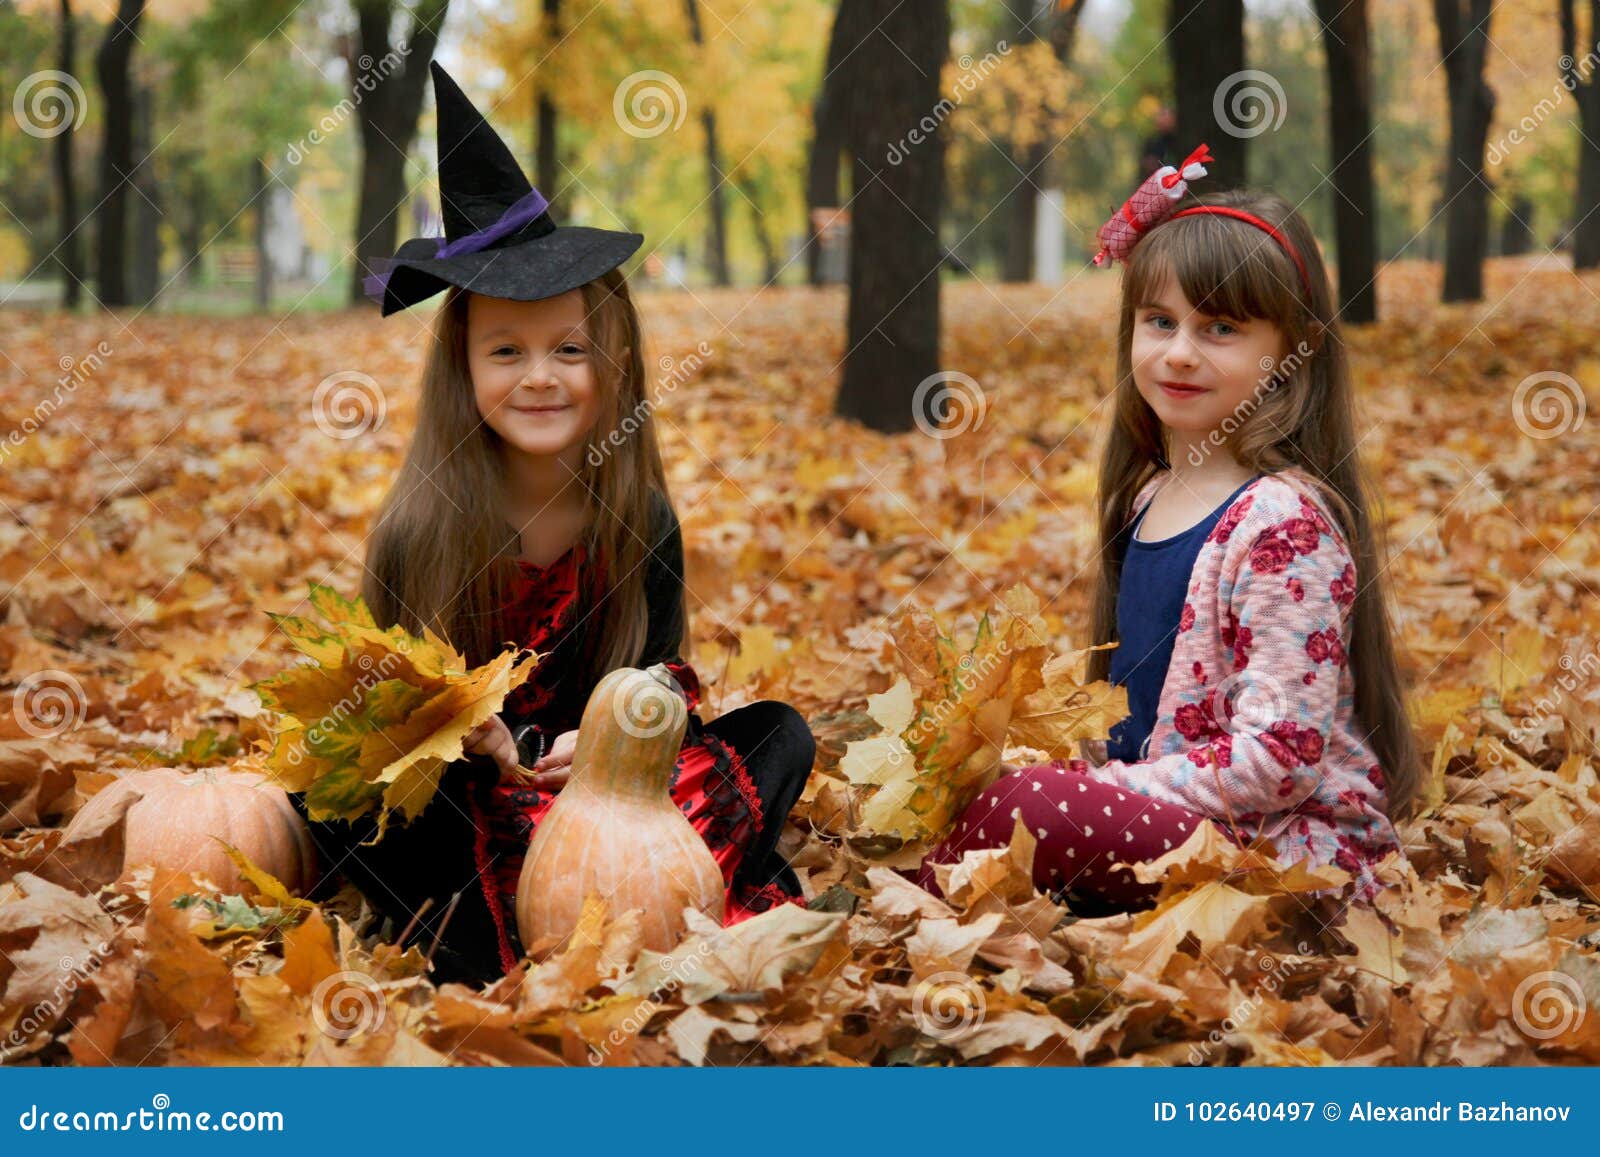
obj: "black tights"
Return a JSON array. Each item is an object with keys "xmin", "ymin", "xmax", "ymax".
[
  {"xmin": 292, "ymin": 699, "xmax": 814, "ymax": 985},
  {"xmin": 698, "ymin": 700, "xmax": 815, "ymax": 896}
]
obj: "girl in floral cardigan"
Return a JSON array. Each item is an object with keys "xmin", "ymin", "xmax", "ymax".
[{"xmin": 917, "ymin": 173, "xmax": 1418, "ymax": 913}]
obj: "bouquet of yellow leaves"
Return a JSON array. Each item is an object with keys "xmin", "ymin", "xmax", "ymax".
[
  {"xmin": 248, "ymin": 581, "xmax": 538, "ymax": 840},
  {"xmin": 840, "ymin": 584, "xmax": 1127, "ymax": 856}
]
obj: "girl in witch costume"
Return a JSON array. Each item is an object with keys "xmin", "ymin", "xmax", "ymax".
[{"xmin": 288, "ymin": 63, "xmax": 815, "ymax": 986}]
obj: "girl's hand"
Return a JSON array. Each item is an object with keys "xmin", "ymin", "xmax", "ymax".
[
  {"xmin": 463, "ymin": 715, "xmax": 524, "ymax": 783},
  {"xmin": 526, "ymin": 729, "xmax": 579, "ymax": 791}
]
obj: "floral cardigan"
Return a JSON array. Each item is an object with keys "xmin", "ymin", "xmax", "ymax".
[{"xmin": 1068, "ymin": 466, "xmax": 1401, "ymax": 902}]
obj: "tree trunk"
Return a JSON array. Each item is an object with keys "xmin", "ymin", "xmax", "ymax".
[
  {"xmin": 535, "ymin": 0, "xmax": 560, "ymax": 195},
  {"xmin": 254, "ymin": 156, "xmax": 272, "ymax": 310},
  {"xmin": 55, "ymin": 0, "xmax": 82, "ymax": 309},
  {"xmin": 1561, "ymin": 0, "xmax": 1600, "ymax": 269},
  {"xmin": 1168, "ymin": 0, "xmax": 1246, "ymax": 189},
  {"xmin": 1002, "ymin": 139, "xmax": 1045, "ymax": 282},
  {"xmin": 130, "ymin": 84, "xmax": 160, "ymax": 306},
  {"xmin": 178, "ymin": 167, "xmax": 209, "ymax": 287},
  {"xmin": 834, "ymin": 0, "xmax": 948, "ymax": 433},
  {"xmin": 805, "ymin": 0, "xmax": 854, "ymax": 285},
  {"xmin": 348, "ymin": 0, "xmax": 450, "ymax": 304},
  {"xmin": 1314, "ymin": 0, "xmax": 1378, "ymax": 324},
  {"xmin": 698, "ymin": 113, "xmax": 730, "ymax": 285},
  {"xmin": 684, "ymin": 0, "xmax": 730, "ymax": 286},
  {"xmin": 93, "ymin": 0, "xmax": 144, "ymax": 308},
  {"xmin": 1000, "ymin": 0, "xmax": 1042, "ymax": 283},
  {"xmin": 1575, "ymin": 69, "xmax": 1600, "ymax": 267},
  {"xmin": 1001, "ymin": 0, "xmax": 1083, "ymax": 282},
  {"xmin": 736, "ymin": 177, "xmax": 781, "ymax": 285},
  {"xmin": 1433, "ymin": 0, "xmax": 1495, "ymax": 302}
]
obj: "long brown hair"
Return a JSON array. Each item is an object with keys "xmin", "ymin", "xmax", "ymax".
[
  {"xmin": 361, "ymin": 268, "xmax": 683, "ymax": 687},
  {"xmin": 1085, "ymin": 188, "xmax": 1420, "ymax": 820}
]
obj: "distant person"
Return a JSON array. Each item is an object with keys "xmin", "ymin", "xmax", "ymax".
[
  {"xmin": 1499, "ymin": 194, "xmax": 1535, "ymax": 257},
  {"xmin": 410, "ymin": 194, "xmax": 438, "ymax": 238},
  {"xmin": 1138, "ymin": 105, "xmax": 1177, "ymax": 181}
]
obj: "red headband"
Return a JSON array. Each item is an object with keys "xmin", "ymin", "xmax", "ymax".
[
  {"xmin": 1169, "ymin": 205, "xmax": 1312, "ymax": 296},
  {"xmin": 1092, "ymin": 142, "xmax": 1314, "ymax": 297}
]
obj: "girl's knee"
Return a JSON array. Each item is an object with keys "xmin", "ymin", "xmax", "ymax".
[
  {"xmin": 759, "ymin": 699, "xmax": 812, "ymax": 739},
  {"xmin": 776, "ymin": 703, "xmax": 816, "ymax": 765},
  {"xmin": 970, "ymin": 762, "xmax": 1060, "ymax": 813},
  {"xmin": 773, "ymin": 707, "xmax": 816, "ymax": 791},
  {"xmin": 745, "ymin": 700, "xmax": 816, "ymax": 771}
]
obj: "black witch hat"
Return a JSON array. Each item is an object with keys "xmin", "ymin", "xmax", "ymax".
[{"xmin": 363, "ymin": 62, "xmax": 643, "ymax": 317}]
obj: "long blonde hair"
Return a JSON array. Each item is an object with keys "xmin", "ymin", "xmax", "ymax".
[
  {"xmin": 1085, "ymin": 188, "xmax": 1420, "ymax": 821},
  {"xmin": 361, "ymin": 269, "xmax": 683, "ymax": 686}
]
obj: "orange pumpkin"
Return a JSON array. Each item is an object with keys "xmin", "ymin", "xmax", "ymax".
[
  {"xmin": 515, "ymin": 665, "xmax": 723, "ymax": 957},
  {"xmin": 65, "ymin": 766, "xmax": 317, "ymax": 895}
]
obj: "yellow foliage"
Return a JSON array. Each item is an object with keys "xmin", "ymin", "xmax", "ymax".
[{"xmin": 248, "ymin": 580, "xmax": 537, "ymax": 835}]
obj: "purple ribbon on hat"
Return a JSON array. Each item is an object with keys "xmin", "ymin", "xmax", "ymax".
[{"xmin": 362, "ymin": 186, "xmax": 551, "ymax": 301}]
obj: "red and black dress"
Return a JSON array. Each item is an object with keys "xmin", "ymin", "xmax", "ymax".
[
  {"xmin": 293, "ymin": 491, "xmax": 816, "ymax": 985},
  {"xmin": 466, "ymin": 514, "xmax": 813, "ymax": 975}
]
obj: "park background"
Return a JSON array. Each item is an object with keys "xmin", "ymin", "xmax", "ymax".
[{"xmin": 1, "ymin": 0, "xmax": 1599, "ymax": 1067}]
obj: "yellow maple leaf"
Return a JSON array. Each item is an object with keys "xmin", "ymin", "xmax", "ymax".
[
  {"xmin": 725, "ymin": 625, "xmax": 784, "ymax": 686},
  {"xmin": 219, "ymin": 843, "xmax": 318, "ymax": 913},
  {"xmin": 842, "ymin": 584, "xmax": 1122, "ymax": 849},
  {"xmin": 1008, "ymin": 644, "xmax": 1129, "ymax": 757},
  {"xmin": 249, "ymin": 580, "xmax": 538, "ymax": 835}
]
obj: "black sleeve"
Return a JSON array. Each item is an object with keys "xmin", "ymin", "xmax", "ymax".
[{"xmin": 639, "ymin": 490, "xmax": 688, "ymax": 668}]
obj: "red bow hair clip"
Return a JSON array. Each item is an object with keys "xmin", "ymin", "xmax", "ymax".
[{"xmin": 1092, "ymin": 143, "xmax": 1214, "ymax": 267}]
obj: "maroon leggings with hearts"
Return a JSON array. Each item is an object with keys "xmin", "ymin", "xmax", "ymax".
[{"xmin": 912, "ymin": 760, "xmax": 1237, "ymax": 911}]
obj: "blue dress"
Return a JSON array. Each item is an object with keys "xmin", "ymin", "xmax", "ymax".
[{"xmin": 1106, "ymin": 475, "xmax": 1259, "ymax": 761}]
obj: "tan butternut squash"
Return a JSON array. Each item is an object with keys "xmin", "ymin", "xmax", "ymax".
[{"xmin": 515, "ymin": 665, "xmax": 723, "ymax": 957}]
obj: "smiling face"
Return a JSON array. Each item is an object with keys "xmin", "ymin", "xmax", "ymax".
[
  {"xmin": 1129, "ymin": 269, "xmax": 1288, "ymax": 437},
  {"xmin": 466, "ymin": 290, "xmax": 604, "ymax": 461}
]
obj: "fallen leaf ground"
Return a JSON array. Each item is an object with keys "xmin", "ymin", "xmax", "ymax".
[{"xmin": 3, "ymin": 258, "xmax": 1600, "ymax": 1065}]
